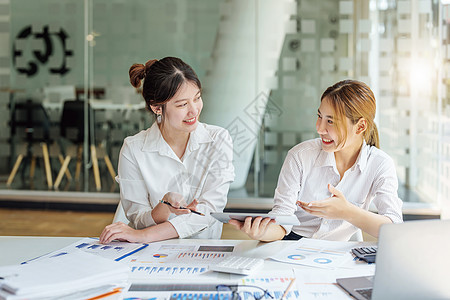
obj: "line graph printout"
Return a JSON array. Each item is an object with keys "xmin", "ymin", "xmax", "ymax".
[{"xmin": 269, "ymin": 238, "xmax": 355, "ymax": 269}]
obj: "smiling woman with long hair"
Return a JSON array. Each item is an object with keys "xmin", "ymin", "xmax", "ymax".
[{"xmin": 230, "ymin": 80, "xmax": 403, "ymax": 241}]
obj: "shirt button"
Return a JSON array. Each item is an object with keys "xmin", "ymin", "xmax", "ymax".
[{"xmin": 324, "ymin": 221, "xmax": 328, "ymax": 225}]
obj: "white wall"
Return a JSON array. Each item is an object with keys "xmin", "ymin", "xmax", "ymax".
[{"xmin": 202, "ymin": 0, "xmax": 294, "ymax": 189}]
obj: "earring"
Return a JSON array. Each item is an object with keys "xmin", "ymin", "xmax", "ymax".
[{"xmin": 156, "ymin": 114, "xmax": 162, "ymax": 124}]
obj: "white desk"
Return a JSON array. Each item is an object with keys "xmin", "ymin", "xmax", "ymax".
[
  {"xmin": 0, "ymin": 236, "xmax": 280, "ymax": 266},
  {"xmin": 0, "ymin": 236, "xmax": 375, "ymax": 299},
  {"xmin": 0, "ymin": 236, "xmax": 81, "ymax": 266}
]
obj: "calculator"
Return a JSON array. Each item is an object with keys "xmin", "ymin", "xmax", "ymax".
[
  {"xmin": 351, "ymin": 246, "xmax": 377, "ymax": 263},
  {"xmin": 209, "ymin": 255, "xmax": 264, "ymax": 275}
]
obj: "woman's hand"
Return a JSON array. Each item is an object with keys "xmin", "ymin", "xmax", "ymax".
[
  {"xmin": 99, "ymin": 222, "xmax": 145, "ymax": 244},
  {"xmin": 161, "ymin": 192, "xmax": 198, "ymax": 215},
  {"xmin": 228, "ymin": 216, "xmax": 276, "ymax": 240},
  {"xmin": 184, "ymin": 199, "xmax": 199, "ymax": 214},
  {"xmin": 297, "ymin": 184, "xmax": 354, "ymax": 220},
  {"xmin": 152, "ymin": 193, "xmax": 199, "ymax": 224}
]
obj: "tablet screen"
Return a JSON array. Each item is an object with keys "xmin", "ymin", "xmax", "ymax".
[{"xmin": 210, "ymin": 212, "xmax": 300, "ymax": 225}]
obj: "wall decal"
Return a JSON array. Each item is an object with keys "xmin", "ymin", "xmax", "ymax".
[{"xmin": 12, "ymin": 25, "xmax": 73, "ymax": 77}]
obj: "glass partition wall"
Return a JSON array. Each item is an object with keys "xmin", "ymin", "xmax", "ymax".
[{"xmin": 1, "ymin": 0, "xmax": 449, "ymax": 217}]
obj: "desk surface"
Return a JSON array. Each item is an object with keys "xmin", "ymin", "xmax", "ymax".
[
  {"xmin": 0, "ymin": 236, "xmax": 81, "ymax": 266},
  {"xmin": 0, "ymin": 236, "xmax": 281, "ymax": 266},
  {"xmin": 0, "ymin": 236, "xmax": 375, "ymax": 299}
]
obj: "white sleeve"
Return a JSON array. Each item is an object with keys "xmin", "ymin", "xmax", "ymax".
[
  {"xmin": 270, "ymin": 150, "xmax": 302, "ymax": 235},
  {"xmin": 370, "ymin": 157, "xmax": 403, "ymax": 223},
  {"xmin": 169, "ymin": 130, "xmax": 235, "ymax": 238},
  {"xmin": 116, "ymin": 141, "xmax": 156, "ymax": 229}
]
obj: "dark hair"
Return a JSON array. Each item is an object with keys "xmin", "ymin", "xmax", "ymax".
[
  {"xmin": 129, "ymin": 57, "xmax": 201, "ymax": 113},
  {"xmin": 321, "ymin": 80, "xmax": 379, "ymax": 148}
]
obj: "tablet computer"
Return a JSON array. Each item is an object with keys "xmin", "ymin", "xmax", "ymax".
[{"xmin": 210, "ymin": 212, "xmax": 300, "ymax": 225}]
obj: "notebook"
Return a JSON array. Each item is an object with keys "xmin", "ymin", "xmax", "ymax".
[{"xmin": 337, "ymin": 219, "xmax": 450, "ymax": 300}]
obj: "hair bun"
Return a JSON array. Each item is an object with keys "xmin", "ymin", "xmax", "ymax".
[
  {"xmin": 129, "ymin": 63, "xmax": 146, "ymax": 88},
  {"xmin": 145, "ymin": 59, "xmax": 158, "ymax": 73},
  {"xmin": 129, "ymin": 59, "xmax": 158, "ymax": 88}
]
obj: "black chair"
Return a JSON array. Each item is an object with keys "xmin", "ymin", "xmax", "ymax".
[
  {"xmin": 7, "ymin": 99, "xmax": 53, "ymax": 188},
  {"xmin": 54, "ymin": 100, "xmax": 116, "ymax": 190}
]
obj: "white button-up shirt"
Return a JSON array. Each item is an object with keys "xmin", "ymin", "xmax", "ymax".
[
  {"xmin": 117, "ymin": 122, "xmax": 235, "ymax": 239},
  {"xmin": 271, "ymin": 138, "xmax": 403, "ymax": 241}
]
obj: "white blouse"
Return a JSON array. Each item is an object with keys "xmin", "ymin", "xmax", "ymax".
[
  {"xmin": 117, "ymin": 122, "xmax": 235, "ymax": 239},
  {"xmin": 271, "ymin": 138, "xmax": 403, "ymax": 241}
]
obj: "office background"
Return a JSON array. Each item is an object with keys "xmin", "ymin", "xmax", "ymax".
[{"xmin": 0, "ymin": 0, "xmax": 448, "ymax": 228}]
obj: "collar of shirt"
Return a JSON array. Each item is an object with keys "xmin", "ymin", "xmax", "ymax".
[
  {"xmin": 141, "ymin": 122, "xmax": 214, "ymax": 158},
  {"xmin": 313, "ymin": 139, "xmax": 369, "ymax": 172}
]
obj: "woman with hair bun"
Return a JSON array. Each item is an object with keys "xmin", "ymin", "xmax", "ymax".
[
  {"xmin": 230, "ymin": 80, "xmax": 403, "ymax": 242},
  {"xmin": 100, "ymin": 57, "xmax": 234, "ymax": 244}
]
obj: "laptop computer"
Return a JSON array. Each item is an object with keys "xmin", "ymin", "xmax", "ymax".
[{"xmin": 337, "ymin": 219, "xmax": 450, "ymax": 300}]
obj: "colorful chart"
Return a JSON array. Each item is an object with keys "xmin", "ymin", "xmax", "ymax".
[
  {"xmin": 170, "ymin": 293, "xmax": 231, "ymax": 300},
  {"xmin": 153, "ymin": 254, "xmax": 168, "ymax": 258},
  {"xmin": 313, "ymin": 258, "xmax": 332, "ymax": 264},
  {"xmin": 130, "ymin": 265, "xmax": 208, "ymax": 277},
  {"xmin": 270, "ymin": 239, "xmax": 351, "ymax": 269},
  {"xmin": 174, "ymin": 252, "xmax": 229, "ymax": 264},
  {"xmin": 241, "ymin": 276, "xmax": 294, "ymax": 285},
  {"xmin": 240, "ymin": 276, "xmax": 300, "ymax": 299},
  {"xmin": 177, "ymin": 252, "xmax": 225, "ymax": 259},
  {"xmin": 287, "ymin": 254, "xmax": 306, "ymax": 260}
]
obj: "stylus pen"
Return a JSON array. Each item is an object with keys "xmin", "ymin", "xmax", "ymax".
[{"xmin": 161, "ymin": 200, "xmax": 205, "ymax": 216}]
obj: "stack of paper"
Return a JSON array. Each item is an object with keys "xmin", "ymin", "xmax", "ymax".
[{"xmin": 0, "ymin": 249, "xmax": 129, "ymax": 300}]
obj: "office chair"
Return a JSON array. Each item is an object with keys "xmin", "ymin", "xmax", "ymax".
[
  {"xmin": 7, "ymin": 99, "xmax": 53, "ymax": 189},
  {"xmin": 54, "ymin": 100, "xmax": 116, "ymax": 191},
  {"xmin": 43, "ymin": 85, "xmax": 76, "ymax": 110}
]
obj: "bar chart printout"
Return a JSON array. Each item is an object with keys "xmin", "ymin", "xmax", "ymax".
[
  {"xmin": 239, "ymin": 274, "xmax": 300, "ymax": 300},
  {"xmin": 74, "ymin": 239, "xmax": 148, "ymax": 261},
  {"xmin": 129, "ymin": 244, "xmax": 234, "ymax": 264},
  {"xmin": 21, "ymin": 238, "xmax": 148, "ymax": 264},
  {"xmin": 129, "ymin": 264, "xmax": 211, "ymax": 279},
  {"xmin": 175, "ymin": 251, "xmax": 230, "ymax": 263}
]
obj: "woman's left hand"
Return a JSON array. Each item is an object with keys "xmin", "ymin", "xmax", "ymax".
[
  {"xmin": 228, "ymin": 216, "xmax": 276, "ymax": 240},
  {"xmin": 297, "ymin": 184, "xmax": 354, "ymax": 220}
]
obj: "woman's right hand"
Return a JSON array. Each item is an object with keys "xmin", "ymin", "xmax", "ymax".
[
  {"xmin": 228, "ymin": 216, "xmax": 276, "ymax": 240},
  {"xmin": 161, "ymin": 192, "xmax": 198, "ymax": 215}
]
